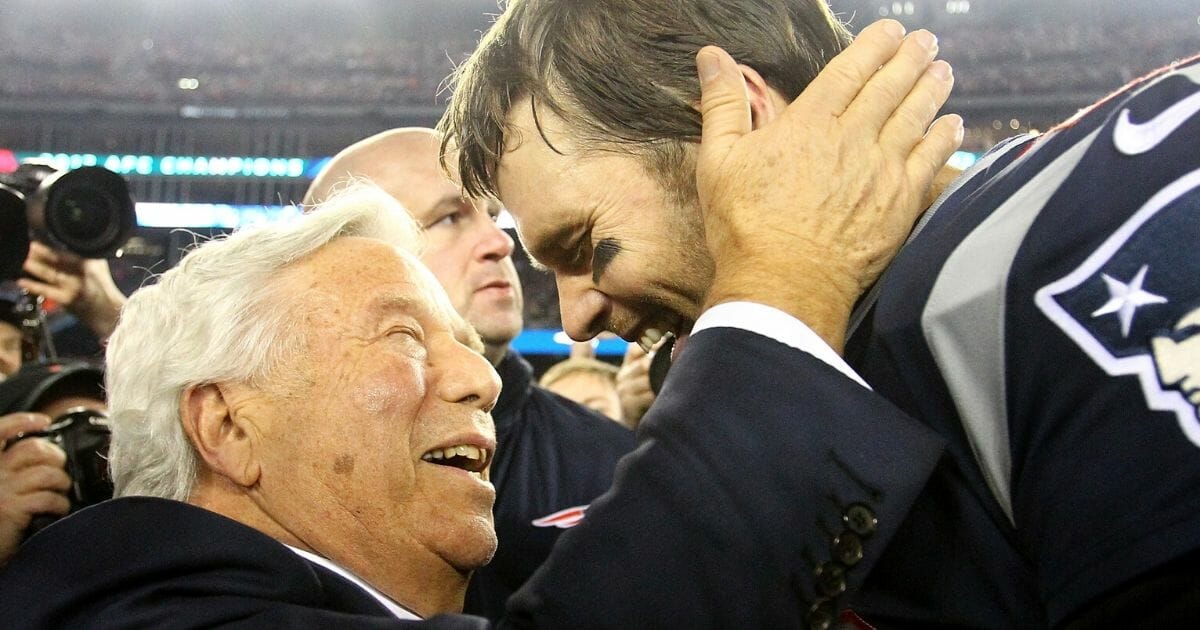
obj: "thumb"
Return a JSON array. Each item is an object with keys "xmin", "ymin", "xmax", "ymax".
[{"xmin": 697, "ymin": 46, "xmax": 752, "ymax": 169}]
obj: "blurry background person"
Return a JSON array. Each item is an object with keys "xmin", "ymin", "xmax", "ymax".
[
  {"xmin": 305, "ymin": 127, "xmax": 634, "ymax": 621},
  {"xmin": 0, "ymin": 360, "xmax": 106, "ymax": 565},
  {"xmin": 614, "ymin": 342, "xmax": 656, "ymax": 429},
  {"xmin": 538, "ymin": 357, "xmax": 623, "ymax": 425}
]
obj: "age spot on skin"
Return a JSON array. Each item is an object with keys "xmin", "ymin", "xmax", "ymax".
[{"xmin": 333, "ymin": 454, "xmax": 355, "ymax": 475}]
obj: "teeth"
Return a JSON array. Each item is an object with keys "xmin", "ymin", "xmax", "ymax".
[
  {"xmin": 638, "ymin": 328, "xmax": 664, "ymax": 352},
  {"xmin": 421, "ymin": 445, "xmax": 487, "ymax": 464}
]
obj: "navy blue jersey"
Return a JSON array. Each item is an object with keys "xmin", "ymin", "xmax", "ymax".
[
  {"xmin": 845, "ymin": 56, "xmax": 1200, "ymax": 625},
  {"xmin": 465, "ymin": 350, "xmax": 635, "ymax": 621}
]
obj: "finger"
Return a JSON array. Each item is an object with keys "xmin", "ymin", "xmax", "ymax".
[
  {"xmin": 569, "ymin": 341, "xmax": 596, "ymax": 359},
  {"xmin": 20, "ymin": 490, "xmax": 71, "ymax": 518},
  {"xmin": 623, "ymin": 341, "xmax": 647, "ymax": 363},
  {"xmin": 907, "ymin": 114, "xmax": 965, "ymax": 191},
  {"xmin": 697, "ymin": 45, "xmax": 753, "ymax": 166},
  {"xmin": 21, "ymin": 253, "xmax": 58, "ymax": 283},
  {"xmin": 29, "ymin": 241, "xmax": 82, "ymax": 267},
  {"xmin": 842, "ymin": 30, "xmax": 941, "ymax": 135},
  {"xmin": 878, "ymin": 60, "xmax": 955, "ymax": 155},
  {"xmin": 621, "ymin": 356, "xmax": 650, "ymax": 379},
  {"xmin": 10, "ymin": 465, "xmax": 72, "ymax": 494},
  {"xmin": 791, "ymin": 19, "xmax": 907, "ymax": 119},
  {"xmin": 26, "ymin": 240, "xmax": 59, "ymax": 264},
  {"xmin": 0, "ymin": 414, "xmax": 52, "ymax": 443},
  {"xmin": 15, "ymin": 278, "xmax": 70, "ymax": 304},
  {"xmin": 1, "ymin": 437, "xmax": 67, "ymax": 470}
]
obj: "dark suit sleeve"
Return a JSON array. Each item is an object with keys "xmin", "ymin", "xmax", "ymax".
[{"xmin": 501, "ymin": 327, "xmax": 945, "ymax": 629}]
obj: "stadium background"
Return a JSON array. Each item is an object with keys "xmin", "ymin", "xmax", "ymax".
[{"xmin": 1, "ymin": 0, "xmax": 1196, "ymax": 365}]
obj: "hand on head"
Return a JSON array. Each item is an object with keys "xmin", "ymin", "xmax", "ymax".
[{"xmin": 695, "ymin": 19, "xmax": 962, "ymax": 353}]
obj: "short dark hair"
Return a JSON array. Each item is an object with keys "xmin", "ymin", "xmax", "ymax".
[{"xmin": 439, "ymin": 0, "xmax": 851, "ymax": 201}]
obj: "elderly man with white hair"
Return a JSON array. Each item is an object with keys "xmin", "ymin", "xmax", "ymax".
[{"xmin": 0, "ymin": 187, "xmax": 501, "ymax": 627}]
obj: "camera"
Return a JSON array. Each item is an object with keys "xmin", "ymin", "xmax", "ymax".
[
  {"xmin": 7, "ymin": 408, "xmax": 113, "ymax": 520},
  {"xmin": 0, "ymin": 360, "xmax": 111, "ymax": 536},
  {"xmin": 0, "ymin": 163, "xmax": 136, "ymax": 281}
]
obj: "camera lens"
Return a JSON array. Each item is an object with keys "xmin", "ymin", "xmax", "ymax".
[
  {"xmin": 32, "ymin": 166, "xmax": 135, "ymax": 259},
  {"xmin": 50, "ymin": 186, "xmax": 120, "ymax": 244}
]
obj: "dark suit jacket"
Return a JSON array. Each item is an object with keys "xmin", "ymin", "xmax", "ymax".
[{"xmin": 0, "ymin": 497, "xmax": 487, "ymax": 629}]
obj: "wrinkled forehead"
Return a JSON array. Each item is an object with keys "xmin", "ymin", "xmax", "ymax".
[{"xmin": 494, "ymin": 99, "xmax": 595, "ymax": 258}]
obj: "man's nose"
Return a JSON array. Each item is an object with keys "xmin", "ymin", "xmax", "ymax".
[
  {"xmin": 556, "ymin": 274, "xmax": 609, "ymax": 341},
  {"xmin": 434, "ymin": 335, "xmax": 502, "ymax": 412},
  {"xmin": 474, "ymin": 218, "xmax": 515, "ymax": 262}
]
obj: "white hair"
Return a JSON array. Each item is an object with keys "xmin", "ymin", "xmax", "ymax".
[{"xmin": 106, "ymin": 186, "xmax": 423, "ymax": 500}]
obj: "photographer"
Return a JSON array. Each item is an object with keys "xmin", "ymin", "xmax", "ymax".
[{"xmin": 0, "ymin": 360, "xmax": 107, "ymax": 565}]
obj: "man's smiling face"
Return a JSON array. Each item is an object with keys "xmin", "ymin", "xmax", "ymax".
[
  {"xmin": 248, "ymin": 237, "xmax": 502, "ymax": 583},
  {"xmin": 496, "ymin": 97, "xmax": 715, "ymax": 348}
]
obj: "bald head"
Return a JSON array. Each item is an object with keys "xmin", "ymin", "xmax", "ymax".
[
  {"xmin": 306, "ymin": 128, "xmax": 447, "ymax": 209},
  {"xmin": 307, "ymin": 128, "xmax": 524, "ymax": 366}
]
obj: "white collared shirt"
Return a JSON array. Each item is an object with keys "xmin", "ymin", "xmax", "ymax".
[
  {"xmin": 692, "ymin": 301, "xmax": 870, "ymax": 389},
  {"xmin": 285, "ymin": 545, "xmax": 421, "ymax": 621}
]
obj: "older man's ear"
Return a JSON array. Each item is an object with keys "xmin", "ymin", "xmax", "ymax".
[{"xmin": 180, "ymin": 384, "xmax": 262, "ymax": 489}]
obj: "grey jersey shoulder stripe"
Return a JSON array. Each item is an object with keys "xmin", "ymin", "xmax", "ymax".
[
  {"xmin": 845, "ymin": 136, "xmax": 1032, "ymax": 342},
  {"xmin": 921, "ymin": 126, "xmax": 1103, "ymax": 524}
]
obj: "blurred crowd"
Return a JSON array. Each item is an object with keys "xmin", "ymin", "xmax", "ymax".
[{"xmin": 1, "ymin": 17, "xmax": 1195, "ymax": 107}]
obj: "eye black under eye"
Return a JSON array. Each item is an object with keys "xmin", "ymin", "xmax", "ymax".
[{"xmin": 591, "ymin": 238, "xmax": 621, "ymax": 282}]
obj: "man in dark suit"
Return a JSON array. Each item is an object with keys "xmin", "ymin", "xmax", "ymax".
[
  {"xmin": 439, "ymin": 0, "xmax": 1200, "ymax": 627},
  {"xmin": 0, "ymin": 188, "xmax": 502, "ymax": 626}
]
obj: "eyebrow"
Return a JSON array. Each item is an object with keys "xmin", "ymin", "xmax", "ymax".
[{"xmin": 365, "ymin": 294, "xmax": 425, "ymax": 324}]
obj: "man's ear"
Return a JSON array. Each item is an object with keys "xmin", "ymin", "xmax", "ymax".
[
  {"xmin": 180, "ymin": 383, "xmax": 261, "ymax": 488},
  {"xmin": 737, "ymin": 64, "xmax": 787, "ymax": 130}
]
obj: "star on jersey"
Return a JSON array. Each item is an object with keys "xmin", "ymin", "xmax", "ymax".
[{"xmin": 1091, "ymin": 265, "xmax": 1168, "ymax": 337}]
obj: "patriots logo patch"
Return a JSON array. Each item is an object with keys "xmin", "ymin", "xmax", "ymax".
[
  {"xmin": 531, "ymin": 505, "xmax": 588, "ymax": 529},
  {"xmin": 1036, "ymin": 168, "xmax": 1200, "ymax": 446}
]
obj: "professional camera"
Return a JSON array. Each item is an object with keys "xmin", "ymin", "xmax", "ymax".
[
  {"xmin": 8, "ymin": 408, "xmax": 112, "ymax": 523},
  {"xmin": 0, "ymin": 360, "xmax": 112, "ymax": 536},
  {"xmin": 0, "ymin": 163, "xmax": 136, "ymax": 281}
]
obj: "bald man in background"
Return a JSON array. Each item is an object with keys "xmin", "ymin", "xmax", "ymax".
[{"xmin": 306, "ymin": 129, "xmax": 634, "ymax": 621}]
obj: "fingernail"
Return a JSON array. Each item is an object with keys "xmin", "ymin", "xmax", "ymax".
[
  {"xmin": 929, "ymin": 60, "xmax": 953, "ymax": 81},
  {"xmin": 697, "ymin": 50, "xmax": 721, "ymax": 82},
  {"xmin": 883, "ymin": 19, "xmax": 905, "ymax": 39},
  {"xmin": 914, "ymin": 30, "xmax": 937, "ymax": 51},
  {"xmin": 952, "ymin": 115, "xmax": 965, "ymax": 143}
]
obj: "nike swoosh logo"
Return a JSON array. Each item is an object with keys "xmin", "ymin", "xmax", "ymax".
[{"xmin": 1113, "ymin": 85, "xmax": 1200, "ymax": 155}]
